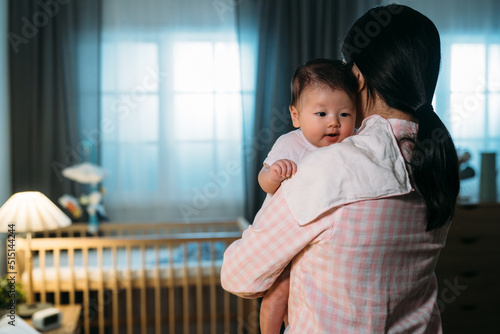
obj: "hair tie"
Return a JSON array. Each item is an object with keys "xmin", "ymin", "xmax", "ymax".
[{"xmin": 415, "ymin": 103, "xmax": 434, "ymax": 117}]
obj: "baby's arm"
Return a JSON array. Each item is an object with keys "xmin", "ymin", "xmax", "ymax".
[{"xmin": 258, "ymin": 159, "xmax": 297, "ymax": 194}]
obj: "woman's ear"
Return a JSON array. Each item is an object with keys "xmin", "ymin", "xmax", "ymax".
[
  {"xmin": 289, "ymin": 105, "xmax": 300, "ymax": 128},
  {"xmin": 352, "ymin": 63, "xmax": 366, "ymax": 92}
]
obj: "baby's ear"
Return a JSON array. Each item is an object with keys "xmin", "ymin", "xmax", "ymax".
[{"xmin": 289, "ymin": 106, "xmax": 300, "ymax": 128}]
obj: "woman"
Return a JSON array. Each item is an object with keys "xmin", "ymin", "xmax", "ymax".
[{"xmin": 221, "ymin": 5, "xmax": 459, "ymax": 333}]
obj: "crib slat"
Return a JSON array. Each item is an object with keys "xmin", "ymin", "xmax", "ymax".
[
  {"xmin": 223, "ymin": 242, "xmax": 230, "ymax": 333},
  {"xmin": 154, "ymin": 245, "xmax": 161, "ymax": 334},
  {"xmin": 98, "ymin": 246, "xmax": 105, "ymax": 334},
  {"xmin": 69, "ymin": 248, "xmax": 75, "ymax": 304},
  {"xmin": 182, "ymin": 243, "xmax": 189, "ymax": 334},
  {"xmin": 83, "ymin": 247, "xmax": 90, "ymax": 334},
  {"xmin": 140, "ymin": 244, "xmax": 147, "ymax": 334},
  {"xmin": 112, "ymin": 246, "xmax": 119, "ymax": 334},
  {"xmin": 25, "ymin": 244, "xmax": 34, "ymax": 304},
  {"xmin": 54, "ymin": 249, "xmax": 60, "ymax": 305},
  {"xmin": 237, "ymin": 296, "xmax": 244, "ymax": 334},
  {"xmin": 126, "ymin": 245, "xmax": 133, "ymax": 334},
  {"xmin": 209, "ymin": 242, "xmax": 217, "ymax": 334},
  {"xmin": 196, "ymin": 242, "xmax": 203, "ymax": 334},
  {"xmin": 251, "ymin": 299, "xmax": 259, "ymax": 334},
  {"xmin": 168, "ymin": 243, "xmax": 175, "ymax": 334},
  {"xmin": 224, "ymin": 290, "xmax": 231, "ymax": 333},
  {"xmin": 40, "ymin": 250, "xmax": 46, "ymax": 303}
]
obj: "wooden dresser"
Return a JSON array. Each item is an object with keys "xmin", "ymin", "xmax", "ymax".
[{"xmin": 435, "ymin": 204, "xmax": 500, "ymax": 333}]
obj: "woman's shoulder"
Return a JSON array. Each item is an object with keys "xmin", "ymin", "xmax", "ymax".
[
  {"xmin": 387, "ymin": 118, "xmax": 418, "ymax": 139},
  {"xmin": 282, "ymin": 115, "xmax": 414, "ymax": 226},
  {"xmin": 351, "ymin": 115, "xmax": 417, "ymax": 139}
]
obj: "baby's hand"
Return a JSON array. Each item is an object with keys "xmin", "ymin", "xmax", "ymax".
[{"xmin": 270, "ymin": 159, "xmax": 297, "ymax": 181}]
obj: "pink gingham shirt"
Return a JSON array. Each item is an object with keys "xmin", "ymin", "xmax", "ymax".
[{"xmin": 221, "ymin": 116, "xmax": 448, "ymax": 333}]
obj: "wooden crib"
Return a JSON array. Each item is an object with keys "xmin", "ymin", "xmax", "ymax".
[{"xmin": 16, "ymin": 218, "xmax": 259, "ymax": 334}]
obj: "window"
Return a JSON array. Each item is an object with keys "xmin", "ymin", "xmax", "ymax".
[
  {"xmin": 438, "ymin": 37, "xmax": 500, "ymax": 202},
  {"xmin": 100, "ymin": 36, "xmax": 245, "ymax": 222},
  {"xmin": 101, "ymin": 42, "xmax": 161, "ymax": 194},
  {"xmin": 170, "ymin": 41, "xmax": 243, "ymax": 202}
]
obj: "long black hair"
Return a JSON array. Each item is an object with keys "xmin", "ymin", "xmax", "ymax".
[{"xmin": 342, "ymin": 4, "xmax": 460, "ymax": 231}]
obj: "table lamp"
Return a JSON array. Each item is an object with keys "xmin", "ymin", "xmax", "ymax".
[{"xmin": 0, "ymin": 191, "xmax": 71, "ymax": 304}]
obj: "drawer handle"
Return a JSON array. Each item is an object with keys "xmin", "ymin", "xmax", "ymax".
[
  {"xmin": 460, "ymin": 237, "xmax": 479, "ymax": 244},
  {"xmin": 459, "ymin": 304, "xmax": 477, "ymax": 312},
  {"xmin": 460, "ymin": 270, "xmax": 478, "ymax": 278}
]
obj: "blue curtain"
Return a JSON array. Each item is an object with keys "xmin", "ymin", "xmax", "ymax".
[{"xmin": 8, "ymin": 0, "xmax": 101, "ymax": 202}]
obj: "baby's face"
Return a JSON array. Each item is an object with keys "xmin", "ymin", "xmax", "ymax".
[{"xmin": 290, "ymin": 87, "xmax": 356, "ymax": 147}]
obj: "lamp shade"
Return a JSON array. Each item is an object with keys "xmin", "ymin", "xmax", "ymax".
[{"xmin": 0, "ymin": 192, "xmax": 71, "ymax": 232}]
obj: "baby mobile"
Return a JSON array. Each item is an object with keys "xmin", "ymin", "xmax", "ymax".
[{"xmin": 58, "ymin": 162, "xmax": 108, "ymax": 234}]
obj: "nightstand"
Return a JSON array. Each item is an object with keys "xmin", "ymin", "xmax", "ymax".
[{"xmin": 435, "ymin": 204, "xmax": 500, "ymax": 333}]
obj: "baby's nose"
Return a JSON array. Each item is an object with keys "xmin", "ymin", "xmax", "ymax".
[{"xmin": 328, "ymin": 116, "xmax": 340, "ymax": 127}]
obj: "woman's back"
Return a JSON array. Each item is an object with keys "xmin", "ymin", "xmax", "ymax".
[
  {"xmin": 288, "ymin": 193, "xmax": 447, "ymax": 333},
  {"xmin": 285, "ymin": 119, "xmax": 448, "ymax": 333}
]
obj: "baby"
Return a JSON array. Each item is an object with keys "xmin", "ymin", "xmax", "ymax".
[{"xmin": 258, "ymin": 58, "xmax": 357, "ymax": 333}]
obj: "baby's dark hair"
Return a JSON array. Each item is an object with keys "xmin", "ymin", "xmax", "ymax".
[{"xmin": 290, "ymin": 59, "xmax": 357, "ymax": 108}]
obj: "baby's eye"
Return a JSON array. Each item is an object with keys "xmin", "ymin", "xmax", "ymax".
[
  {"xmin": 340, "ymin": 112, "xmax": 351, "ymax": 117},
  {"xmin": 316, "ymin": 112, "xmax": 326, "ymax": 117}
]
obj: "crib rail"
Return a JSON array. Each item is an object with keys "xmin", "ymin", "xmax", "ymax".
[
  {"xmin": 33, "ymin": 218, "xmax": 247, "ymax": 238},
  {"xmin": 24, "ymin": 231, "xmax": 243, "ymax": 248},
  {"xmin": 16, "ymin": 219, "xmax": 259, "ymax": 334}
]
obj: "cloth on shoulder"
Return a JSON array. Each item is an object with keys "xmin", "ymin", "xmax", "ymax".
[{"xmin": 281, "ymin": 115, "xmax": 414, "ymax": 226}]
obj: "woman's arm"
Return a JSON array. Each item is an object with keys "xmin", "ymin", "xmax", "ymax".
[{"xmin": 221, "ymin": 187, "xmax": 329, "ymax": 298}]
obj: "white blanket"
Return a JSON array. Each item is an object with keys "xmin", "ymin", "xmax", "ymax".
[{"xmin": 282, "ymin": 115, "xmax": 413, "ymax": 225}]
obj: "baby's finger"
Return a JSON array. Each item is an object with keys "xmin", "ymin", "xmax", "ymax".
[
  {"xmin": 271, "ymin": 164, "xmax": 283, "ymax": 177},
  {"xmin": 282, "ymin": 160, "xmax": 294, "ymax": 177},
  {"xmin": 277, "ymin": 162, "xmax": 288, "ymax": 177}
]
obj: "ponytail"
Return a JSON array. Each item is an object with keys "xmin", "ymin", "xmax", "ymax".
[
  {"xmin": 342, "ymin": 5, "xmax": 460, "ymax": 231},
  {"xmin": 408, "ymin": 104, "xmax": 460, "ymax": 231}
]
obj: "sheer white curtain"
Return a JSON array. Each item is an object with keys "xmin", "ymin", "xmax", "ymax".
[
  {"xmin": 100, "ymin": 0, "xmax": 245, "ymax": 222},
  {"xmin": 384, "ymin": 0, "xmax": 500, "ymax": 203}
]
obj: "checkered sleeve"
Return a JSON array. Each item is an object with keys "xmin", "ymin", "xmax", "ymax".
[{"xmin": 220, "ymin": 187, "xmax": 329, "ymax": 298}]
